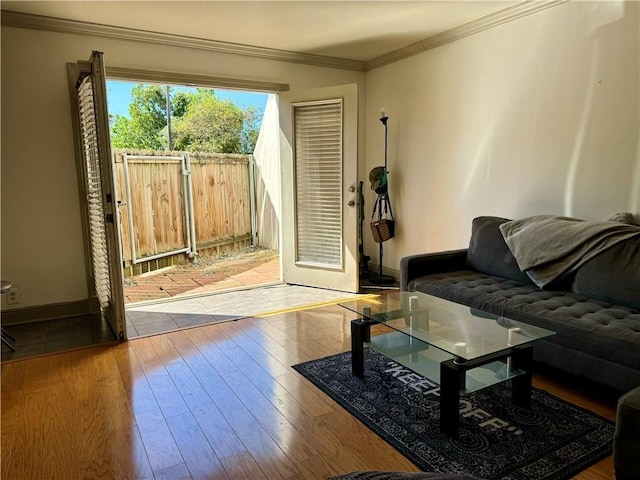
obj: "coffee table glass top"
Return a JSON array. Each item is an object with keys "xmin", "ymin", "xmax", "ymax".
[{"xmin": 339, "ymin": 291, "xmax": 555, "ymax": 362}]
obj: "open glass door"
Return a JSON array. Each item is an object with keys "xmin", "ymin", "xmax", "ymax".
[
  {"xmin": 279, "ymin": 84, "xmax": 359, "ymax": 293},
  {"xmin": 67, "ymin": 51, "xmax": 127, "ymax": 340}
]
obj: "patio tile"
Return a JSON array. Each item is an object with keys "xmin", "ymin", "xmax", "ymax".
[
  {"xmin": 232, "ymin": 272, "xmax": 270, "ymax": 282},
  {"xmin": 253, "ymin": 263, "xmax": 280, "ymax": 273},
  {"xmin": 124, "ymin": 255, "xmax": 279, "ymax": 305},
  {"xmin": 204, "ymin": 280, "xmax": 244, "ymax": 291},
  {"xmin": 126, "ymin": 311, "xmax": 174, "ymax": 325},
  {"xmin": 177, "ymin": 287, "xmax": 209, "ymax": 295},
  {"xmin": 122, "ymin": 254, "xmax": 369, "ymax": 340},
  {"xmin": 135, "ymin": 318, "xmax": 180, "ymax": 337},
  {"xmin": 126, "ymin": 320, "xmax": 140, "ymax": 338},
  {"xmin": 169, "ymin": 313, "xmax": 222, "ymax": 328}
]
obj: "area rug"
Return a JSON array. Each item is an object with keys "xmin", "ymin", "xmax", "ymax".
[{"xmin": 292, "ymin": 349, "xmax": 615, "ymax": 480}]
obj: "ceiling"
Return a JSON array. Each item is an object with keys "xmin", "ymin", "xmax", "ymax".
[{"xmin": 1, "ymin": 1, "xmax": 518, "ymax": 62}]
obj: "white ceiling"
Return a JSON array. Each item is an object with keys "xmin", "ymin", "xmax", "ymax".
[{"xmin": 1, "ymin": 1, "xmax": 518, "ymax": 62}]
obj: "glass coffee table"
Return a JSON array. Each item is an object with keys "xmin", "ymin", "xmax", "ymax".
[{"xmin": 339, "ymin": 291, "xmax": 555, "ymax": 438}]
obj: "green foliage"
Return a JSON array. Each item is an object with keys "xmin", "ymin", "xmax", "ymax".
[
  {"xmin": 110, "ymin": 85, "xmax": 168, "ymax": 150},
  {"xmin": 109, "ymin": 84, "xmax": 261, "ymax": 154},
  {"xmin": 170, "ymin": 90, "xmax": 192, "ymax": 118},
  {"xmin": 110, "ymin": 115, "xmax": 166, "ymax": 150},
  {"xmin": 129, "ymin": 84, "xmax": 167, "ymax": 133},
  {"xmin": 241, "ymin": 107, "xmax": 261, "ymax": 154}
]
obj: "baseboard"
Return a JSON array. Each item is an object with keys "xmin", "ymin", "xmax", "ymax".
[{"xmin": 1, "ymin": 298, "xmax": 99, "ymax": 325}]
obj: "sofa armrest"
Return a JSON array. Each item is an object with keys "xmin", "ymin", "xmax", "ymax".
[
  {"xmin": 614, "ymin": 386, "xmax": 640, "ymax": 480},
  {"xmin": 400, "ymin": 249, "xmax": 468, "ymax": 291}
]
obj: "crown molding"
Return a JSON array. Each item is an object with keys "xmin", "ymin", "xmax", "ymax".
[
  {"xmin": 2, "ymin": 2, "xmax": 569, "ymax": 74},
  {"xmin": 366, "ymin": 0, "xmax": 570, "ymax": 71},
  {"xmin": 1, "ymin": 10, "xmax": 367, "ymax": 72},
  {"xmin": 366, "ymin": 41, "xmax": 427, "ymax": 71},
  {"xmin": 107, "ymin": 66, "xmax": 290, "ymax": 93}
]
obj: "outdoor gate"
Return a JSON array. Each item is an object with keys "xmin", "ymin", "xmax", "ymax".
[
  {"xmin": 113, "ymin": 150, "xmax": 256, "ymax": 276},
  {"xmin": 116, "ymin": 152, "xmax": 197, "ymax": 267}
]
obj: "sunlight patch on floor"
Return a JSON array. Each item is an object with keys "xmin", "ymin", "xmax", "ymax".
[{"xmin": 125, "ymin": 284, "xmax": 370, "ymax": 338}]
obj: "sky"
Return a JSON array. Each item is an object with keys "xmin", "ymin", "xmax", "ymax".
[{"xmin": 106, "ymin": 80, "xmax": 269, "ymax": 119}]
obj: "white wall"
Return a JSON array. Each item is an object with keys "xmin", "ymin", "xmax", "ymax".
[
  {"xmin": 365, "ymin": 0, "xmax": 640, "ymax": 273},
  {"xmin": 3, "ymin": 1, "xmax": 638, "ymax": 310},
  {"xmin": 1, "ymin": 26, "xmax": 364, "ymax": 310},
  {"xmin": 253, "ymin": 94, "xmax": 280, "ymax": 251}
]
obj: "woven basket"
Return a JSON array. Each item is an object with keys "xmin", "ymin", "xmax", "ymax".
[{"xmin": 370, "ymin": 219, "xmax": 395, "ymax": 243}]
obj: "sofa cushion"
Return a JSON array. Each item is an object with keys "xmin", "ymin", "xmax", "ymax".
[
  {"xmin": 573, "ymin": 237, "xmax": 640, "ymax": 310},
  {"xmin": 465, "ymin": 216, "xmax": 532, "ymax": 284},
  {"xmin": 407, "ymin": 271, "xmax": 640, "ymax": 392}
]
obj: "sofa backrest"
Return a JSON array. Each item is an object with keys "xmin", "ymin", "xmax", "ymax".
[
  {"xmin": 466, "ymin": 216, "xmax": 533, "ymax": 284},
  {"xmin": 572, "ymin": 236, "xmax": 640, "ymax": 310}
]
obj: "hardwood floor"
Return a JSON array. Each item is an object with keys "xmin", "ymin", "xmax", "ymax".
[
  {"xmin": 1, "ymin": 304, "xmax": 617, "ymax": 479},
  {"xmin": 1, "ymin": 315, "xmax": 117, "ymax": 362}
]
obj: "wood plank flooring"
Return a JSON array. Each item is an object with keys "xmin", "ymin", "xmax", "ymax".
[{"xmin": 1, "ymin": 304, "xmax": 617, "ymax": 479}]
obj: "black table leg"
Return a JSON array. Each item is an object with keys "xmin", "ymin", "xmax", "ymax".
[
  {"xmin": 351, "ymin": 320, "xmax": 370, "ymax": 380},
  {"xmin": 511, "ymin": 345, "xmax": 533, "ymax": 406},
  {"xmin": 440, "ymin": 359, "xmax": 464, "ymax": 438}
]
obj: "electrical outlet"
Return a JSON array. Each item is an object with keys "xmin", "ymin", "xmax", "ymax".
[{"xmin": 7, "ymin": 287, "xmax": 19, "ymax": 305}]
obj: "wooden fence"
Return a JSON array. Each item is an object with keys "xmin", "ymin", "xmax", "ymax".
[{"xmin": 113, "ymin": 149, "xmax": 253, "ymax": 277}]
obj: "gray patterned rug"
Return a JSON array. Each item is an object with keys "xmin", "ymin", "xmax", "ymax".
[{"xmin": 293, "ymin": 349, "xmax": 615, "ymax": 480}]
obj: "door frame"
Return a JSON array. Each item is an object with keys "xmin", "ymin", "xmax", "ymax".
[
  {"xmin": 278, "ymin": 83, "xmax": 360, "ymax": 293},
  {"xmin": 103, "ymin": 70, "xmax": 289, "ymax": 301}
]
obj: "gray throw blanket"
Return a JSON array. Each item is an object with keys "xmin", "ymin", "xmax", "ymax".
[{"xmin": 499, "ymin": 215, "xmax": 640, "ymax": 287}]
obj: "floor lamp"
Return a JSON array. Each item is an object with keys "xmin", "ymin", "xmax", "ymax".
[{"xmin": 369, "ymin": 109, "xmax": 395, "ymax": 285}]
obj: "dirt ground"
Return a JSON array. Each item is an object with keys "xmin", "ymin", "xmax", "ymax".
[
  {"xmin": 123, "ymin": 246, "xmax": 279, "ymax": 287},
  {"xmin": 176, "ymin": 245, "xmax": 279, "ymax": 277}
]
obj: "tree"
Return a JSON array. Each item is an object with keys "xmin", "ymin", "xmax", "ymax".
[
  {"xmin": 172, "ymin": 89, "xmax": 260, "ymax": 154},
  {"xmin": 109, "ymin": 85, "xmax": 261, "ymax": 154},
  {"xmin": 240, "ymin": 106, "xmax": 261, "ymax": 154},
  {"xmin": 170, "ymin": 90, "xmax": 192, "ymax": 118},
  {"xmin": 110, "ymin": 84, "xmax": 169, "ymax": 150}
]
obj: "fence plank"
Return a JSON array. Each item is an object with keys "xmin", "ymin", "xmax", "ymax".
[{"xmin": 114, "ymin": 151, "xmax": 252, "ymax": 274}]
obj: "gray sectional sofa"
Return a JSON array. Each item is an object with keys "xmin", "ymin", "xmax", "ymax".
[{"xmin": 400, "ymin": 215, "xmax": 640, "ymax": 395}]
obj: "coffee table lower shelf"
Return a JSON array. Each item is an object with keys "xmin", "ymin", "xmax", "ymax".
[{"xmin": 350, "ymin": 319, "xmax": 534, "ymax": 438}]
